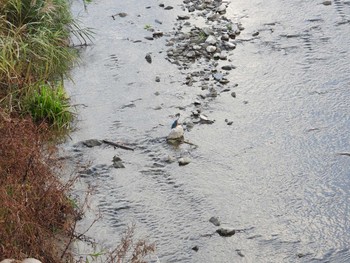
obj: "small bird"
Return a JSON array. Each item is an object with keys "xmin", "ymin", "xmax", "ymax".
[{"xmin": 167, "ymin": 113, "xmax": 184, "ymax": 141}]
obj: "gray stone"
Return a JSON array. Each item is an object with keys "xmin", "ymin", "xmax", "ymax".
[
  {"xmin": 82, "ymin": 139, "xmax": 102, "ymax": 148},
  {"xmin": 221, "ymin": 65, "xmax": 235, "ymax": 70},
  {"xmin": 216, "ymin": 228, "xmax": 236, "ymax": 237},
  {"xmin": 155, "ymin": 76, "xmax": 160, "ymax": 82},
  {"xmin": 225, "ymin": 42, "xmax": 236, "ymax": 49},
  {"xmin": 205, "ymin": 35, "xmax": 217, "ymax": 45},
  {"xmin": 164, "ymin": 6, "xmax": 174, "ymax": 10},
  {"xmin": 177, "ymin": 15, "xmax": 190, "ymax": 20},
  {"xmin": 206, "ymin": 45, "xmax": 217, "ymax": 53},
  {"xmin": 213, "ymin": 73, "xmax": 223, "ymax": 81},
  {"xmin": 112, "ymin": 156, "xmax": 125, "ymax": 168},
  {"xmin": 323, "ymin": 0, "xmax": 332, "ymax": 5},
  {"xmin": 217, "ymin": 4, "xmax": 227, "ymax": 13},
  {"xmin": 209, "ymin": 216, "xmax": 221, "ymax": 226},
  {"xmin": 145, "ymin": 53, "xmax": 152, "ymax": 63},
  {"xmin": 153, "ymin": 31, "xmax": 164, "ymax": 38},
  {"xmin": 186, "ymin": 51, "xmax": 196, "ymax": 58},
  {"xmin": 178, "ymin": 157, "xmax": 191, "ymax": 166}
]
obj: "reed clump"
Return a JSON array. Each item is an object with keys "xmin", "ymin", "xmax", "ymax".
[{"xmin": 0, "ymin": 0, "xmax": 91, "ymax": 129}]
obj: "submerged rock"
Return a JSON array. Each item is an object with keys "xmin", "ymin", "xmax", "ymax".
[
  {"xmin": 82, "ymin": 139, "xmax": 102, "ymax": 148},
  {"xmin": 209, "ymin": 216, "xmax": 221, "ymax": 226},
  {"xmin": 112, "ymin": 156, "xmax": 125, "ymax": 168}
]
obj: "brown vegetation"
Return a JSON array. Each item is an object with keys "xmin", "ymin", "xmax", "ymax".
[{"xmin": 0, "ymin": 110, "xmax": 77, "ymax": 262}]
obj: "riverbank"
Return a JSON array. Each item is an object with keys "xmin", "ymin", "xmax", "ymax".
[{"xmin": 0, "ymin": 0, "xmax": 85, "ymax": 261}]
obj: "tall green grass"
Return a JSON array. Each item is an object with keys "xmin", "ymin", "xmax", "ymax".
[
  {"xmin": 0, "ymin": 0, "xmax": 92, "ymax": 129},
  {"xmin": 24, "ymin": 81, "xmax": 74, "ymax": 129}
]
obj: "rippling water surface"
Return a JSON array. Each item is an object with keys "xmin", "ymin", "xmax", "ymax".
[{"xmin": 64, "ymin": 0, "xmax": 350, "ymax": 262}]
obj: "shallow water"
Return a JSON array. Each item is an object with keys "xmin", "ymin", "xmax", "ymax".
[{"xmin": 64, "ymin": 0, "xmax": 350, "ymax": 262}]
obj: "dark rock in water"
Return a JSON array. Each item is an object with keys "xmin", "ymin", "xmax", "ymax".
[
  {"xmin": 322, "ymin": 0, "xmax": 332, "ymax": 5},
  {"xmin": 221, "ymin": 65, "xmax": 235, "ymax": 71},
  {"xmin": 153, "ymin": 31, "xmax": 164, "ymax": 38},
  {"xmin": 155, "ymin": 19, "xmax": 163, "ymax": 24},
  {"xmin": 252, "ymin": 31, "xmax": 259, "ymax": 37},
  {"xmin": 112, "ymin": 156, "xmax": 125, "ymax": 168},
  {"xmin": 216, "ymin": 228, "xmax": 236, "ymax": 237},
  {"xmin": 209, "ymin": 216, "xmax": 221, "ymax": 226},
  {"xmin": 227, "ymin": 121, "xmax": 233, "ymax": 125},
  {"xmin": 231, "ymin": 92, "xmax": 236, "ymax": 98},
  {"xmin": 236, "ymin": 249, "xmax": 245, "ymax": 257},
  {"xmin": 155, "ymin": 76, "xmax": 160, "ymax": 82},
  {"xmin": 192, "ymin": 246, "xmax": 199, "ymax": 252},
  {"xmin": 164, "ymin": 6, "xmax": 173, "ymax": 10},
  {"xmin": 145, "ymin": 36, "xmax": 154, "ymax": 41},
  {"xmin": 82, "ymin": 139, "xmax": 102, "ymax": 148},
  {"xmin": 145, "ymin": 53, "xmax": 152, "ymax": 63},
  {"xmin": 177, "ymin": 15, "xmax": 190, "ymax": 20}
]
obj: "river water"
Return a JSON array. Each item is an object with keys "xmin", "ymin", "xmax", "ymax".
[{"xmin": 64, "ymin": 0, "xmax": 350, "ymax": 262}]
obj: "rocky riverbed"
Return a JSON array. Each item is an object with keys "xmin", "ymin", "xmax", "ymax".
[{"xmin": 65, "ymin": 0, "xmax": 350, "ymax": 262}]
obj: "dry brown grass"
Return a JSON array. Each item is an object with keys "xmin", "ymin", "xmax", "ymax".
[{"xmin": 0, "ymin": 110, "xmax": 78, "ymax": 262}]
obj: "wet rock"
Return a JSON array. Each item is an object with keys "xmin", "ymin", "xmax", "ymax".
[
  {"xmin": 206, "ymin": 45, "xmax": 217, "ymax": 53},
  {"xmin": 155, "ymin": 76, "xmax": 160, "ymax": 82},
  {"xmin": 252, "ymin": 31, "xmax": 259, "ymax": 37},
  {"xmin": 112, "ymin": 12, "xmax": 127, "ymax": 19},
  {"xmin": 216, "ymin": 228, "xmax": 236, "ymax": 237},
  {"xmin": 209, "ymin": 216, "xmax": 221, "ymax": 226},
  {"xmin": 155, "ymin": 19, "xmax": 162, "ymax": 24},
  {"xmin": 153, "ymin": 31, "xmax": 164, "ymax": 38},
  {"xmin": 165, "ymin": 155, "xmax": 176, "ymax": 163},
  {"xmin": 199, "ymin": 114, "xmax": 215, "ymax": 124},
  {"xmin": 186, "ymin": 51, "xmax": 196, "ymax": 58},
  {"xmin": 145, "ymin": 53, "xmax": 152, "ymax": 63},
  {"xmin": 227, "ymin": 121, "xmax": 233, "ymax": 125},
  {"xmin": 167, "ymin": 125, "xmax": 184, "ymax": 140},
  {"xmin": 177, "ymin": 15, "xmax": 190, "ymax": 20},
  {"xmin": 236, "ymin": 250, "xmax": 245, "ymax": 257},
  {"xmin": 213, "ymin": 73, "xmax": 223, "ymax": 81},
  {"xmin": 82, "ymin": 139, "xmax": 102, "ymax": 148},
  {"xmin": 221, "ymin": 65, "xmax": 235, "ymax": 70},
  {"xmin": 192, "ymin": 246, "xmax": 199, "ymax": 252},
  {"xmin": 112, "ymin": 156, "xmax": 125, "ymax": 169},
  {"xmin": 225, "ymin": 42, "xmax": 236, "ymax": 49},
  {"xmin": 194, "ymin": 99, "xmax": 201, "ymax": 105},
  {"xmin": 217, "ymin": 4, "xmax": 227, "ymax": 13},
  {"xmin": 322, "ymin": 0, "xmax": 332, "ymax": 5},
  {"xmin": 221, "ymin": 34, "xmax": 230, "ymax": 41},
  {"xmin": 164, "ymin": 6, "xmax": 174, "ymax": 10},
  {"xmin": 231, "ymin": 92, "xmax": 236, "ymax": 98},
  {"xmin": 205, "ymin": 35, "xmax": 217, "ymax": 45},
  {"xmin": 178, "ymin": 157, "xmax": 191, "ymax": 166}
]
